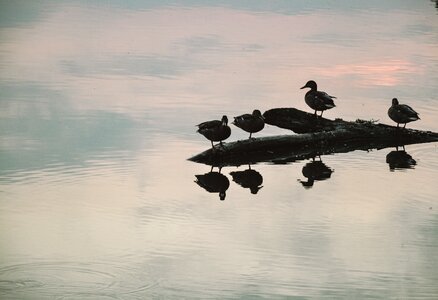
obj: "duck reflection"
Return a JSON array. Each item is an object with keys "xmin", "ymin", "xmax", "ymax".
[
  {"xmin": 230, "ymin": 165, "xmax": 263, "ymax": 194},
  {"xmin": 386, "ymin": 146, "xmax": 416, "ymax": 171},
  {"xmin": 195, "ymin": 168, "xmax": 230, "ymax": 200},
  {"xmin": 299, "ymin": 157, "xmax": 333, "ymax": 188}
]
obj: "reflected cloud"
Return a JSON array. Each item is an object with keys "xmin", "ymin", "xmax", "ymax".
[
  {"xmin": 195, "ymin": 168, "xmax": 230, "ymax": 200},
  {"xmin": 229, "ymin": 165, "xmax": 263, "ymax": 194},
  {"xmin": 60, "ymin": 55, "xmax": 211, "ymax": 79},
  {"xmin": 2, "ymin": 3, "xmax": 437, "ymax": 120},
  {"xmin": 0, "ymin": 89, "xmax": 143, "ymax": 179},
  {"xmin": 314, "ymin": 60, "xmax": 422, "ymax": 87},
  {"xmin": 298, "ymin": 157, "xmax": 333, "ymax": 188},
  {"xmin": 386, "ymin": 146, "xmax": 417, "ymax": 171}
]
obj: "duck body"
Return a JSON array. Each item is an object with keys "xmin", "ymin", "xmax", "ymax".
[
  {"xmin": 300, "ymin": 80, "xmax": 336, "ymax": 116},
  {"xmin": 388, "ymin": 98, "xmax": 419, "ymax": 128},
  {"xmin": 197, "ymin": 115, "xmax": 231, "ymax": 147},
  {"xmin": 233, "ymin": 109, "xmax": 265, "ymax": 138}
]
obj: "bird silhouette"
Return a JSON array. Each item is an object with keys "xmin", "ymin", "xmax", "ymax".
[
  {"xmin": 386, "ymin": 146, "xmax": 416, "ymax": 171},
  {"xmin": 197, "ymin": 115, "xmax": 231, "ymax": 149},
  {"xmin": 230, "ymin": 165, "xmax": 263, "ymax": 194},
  {"xmin": 232, "ymin": 110, "xmax": 265, "ymax": 139},
  {"xmin": 300, "ymin": 80, "xmax": 336, "ymax": 117},
  {"xmin": 388, "ymin": 98, "xmax": 420, "ymax": 128},
  {"xmin": 299, "ymin": 158, "xmax": 333, "ymax": 188},
  {"xmin": 195, "ymin": 171, "xmax": 230, "ymax": 200}
]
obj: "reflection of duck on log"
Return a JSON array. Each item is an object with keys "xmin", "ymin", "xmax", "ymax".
[
  {"xmin": 386, "ymin": 146, "xmax": 416, "ymax": 171},
  {"xmin": 230, "ymin": 165, "xmax": 263, "ymax": 194},
  {"xmin": 299, "ymin": 158, "xmax": 333, "ymax": 188},
  {"xmin": 195, "ymin": 170, "xmax": 230, "ymax": 200}
]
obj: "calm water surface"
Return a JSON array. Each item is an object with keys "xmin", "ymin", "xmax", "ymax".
[{"xmin": 1, "ymin": 1, "xmax": 438, "ymax": 299}]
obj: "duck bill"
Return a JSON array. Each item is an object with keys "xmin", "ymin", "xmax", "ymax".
[{"xmin": 300, "ymin": 85, "xmax": 307, "ymax": 89}]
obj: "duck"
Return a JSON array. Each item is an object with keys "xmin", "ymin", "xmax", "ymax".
[
  {"xmin": 387, "ymin": 98, "xmax": 420, "ymax": 128},
  {"xmin": 197, "ymin": 115, "xmax": 231, "ymax": 149},
  {"xmin": 232, "ymin": 109, "xmax": 265, "ymax": 139},
  {"xmin": 300, "ymin": 80, "xmax": 336, "ymax": 117}
]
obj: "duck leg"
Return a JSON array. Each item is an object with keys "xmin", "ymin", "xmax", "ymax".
[
  {"xmin": 403, "ymin": 123, "xmax": 407, "ymax": 129},
  {"xmin": 249, "ymin": 132, "xmax": 252, "ymax": 139}
]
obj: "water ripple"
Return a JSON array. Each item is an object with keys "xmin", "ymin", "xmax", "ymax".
[
  {"xmin": 0, "ymin": 261, "xmax": 158, "ymax": 299},
  {"xmin": 0, "ymin": 151, "xmax": 137, "ymax": 185}
]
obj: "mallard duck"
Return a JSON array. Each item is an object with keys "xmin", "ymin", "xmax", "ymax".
[
  {"xmin": 388, "ymin": 98, "xmax": 420, "ymax": 128},
  {"xmin": 232, "ymin": 109, "xmax": 265, "ymax": 139},
  {"xmin": 197, "ymin": 115, "xmax": 231, "ymax": 148},
  {"xmin": 195, "ymin": 171, "xmax": 230, "ymax": 200},
  {"xmin": 300, "ymin": 80, "xmax": 336, "ymax": 117}
]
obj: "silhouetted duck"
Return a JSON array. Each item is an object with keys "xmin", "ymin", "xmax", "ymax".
[
  {"xmin": 300, "ymin": 80, "xmax": 336, "ymax": 117},
  {"xmin": 386, "ymin": 146, "xmax": 416, "ymax": 171},
  {"xmin": 197, "ymin": 115, "xmax": 231, "ymax": 149},
  {"xmin": 388, "ymin": 98, "xmax": 420, "ymax": 128},
  {"xmin": 299, "ymin": 159, "xmax": 333, "ymax": 188},
  {"xmin": 230, "ymin": 166, "xmax": 263, "ymax": 194},
  {"xmin": 195, "ymin": 171, "xmax": 230, "ymax": 200},
  {"xmin": 232, "ymin": 109, "xmax": 265, "ymax": 139}
]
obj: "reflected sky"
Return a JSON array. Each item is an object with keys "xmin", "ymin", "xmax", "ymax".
[
  {"xmin": 1, "ymin": 0, "xmax": 438, "ymax": 174},
  {"xmin": 1, "ymin": 1, "xmax": 438, "ymax": 299}
]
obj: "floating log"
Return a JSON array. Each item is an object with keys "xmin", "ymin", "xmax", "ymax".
[{"xmin": 189, "ymin": 108, "xmax": 438, "ymax": 166}]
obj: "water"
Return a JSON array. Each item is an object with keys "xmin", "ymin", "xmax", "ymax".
[{"xmin": 1, "ymin": 1, "xmax": 438, "ymax": 299}]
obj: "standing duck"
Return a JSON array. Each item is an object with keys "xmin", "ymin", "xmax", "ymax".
[
  {"xmin": 300, "ymin": 80, "xmax": 336, "ymax": 117},
  {"xmin": 197, "ymin": 115, "xmax": 231, "ymax": 149},
  {"xmin": 388, "ymin": 98, "xmax": 420, "ymax": 128},
  {"xmin": 232, "ymin": 109, "xmax": 265, "ymax": 139}
]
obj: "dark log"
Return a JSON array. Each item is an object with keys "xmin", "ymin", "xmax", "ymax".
[
  {"xmin": 189, "ymin": 108, "xmax": 438, "ymax": 166},
  {"xmin": 263, "ymin": 108, "xmax": 343, "ymax": 133}
]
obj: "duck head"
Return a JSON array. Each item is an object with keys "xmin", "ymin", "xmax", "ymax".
[
  {"xmin": 221, "ymin": 115, "xmax": 228, "ymax": 125},
  {"xmin": 300, "ymin": 80, "xmax": 317, "ymax": 91},
  {"xmin": 252, "ymin": 109, "xmax": 264, "ymax": 119},
  {"xmin": 392, "ymin": 98, "xmax": 399, "ymax": 106}
]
